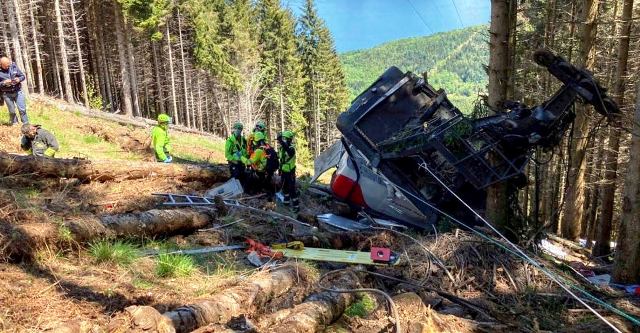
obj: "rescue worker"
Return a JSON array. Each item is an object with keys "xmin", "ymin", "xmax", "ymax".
[
  {"xmin": 0, "ymin": 57, "xmax": 28, "ymax": 125},
  {"xmin": 225, "ymin": 122, "xmax": 248, "ymax": 184},
  {"xmin": 20, "ymin": 124, "xmax": 59, "ymax": 157},
  {"xmin": 277, "ymin": 130, "xmax": 298, "ymax": 212},
  {"xmin": 247, "ymin": 120, "xmax": 267, "ymax": 157},
  {"xmin": 242, "ymin": 131, "xmax": 274, "ymax": 197},
  {"xmin": 152, "ymin": 113, "xmax": 173, "ymax": 163}
]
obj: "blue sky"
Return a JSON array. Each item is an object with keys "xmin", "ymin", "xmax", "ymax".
[{"xmin": 284, "ymin": 0, "xmax": 490, "ymax": 53}]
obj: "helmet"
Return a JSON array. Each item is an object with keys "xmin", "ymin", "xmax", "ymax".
[
  {"xmin": 281, "ymin": 130, "xmax": 294, "ymax": 139},
  {"xmin": 232, "ymin": 122, "xmax": 243, "ymax": 131},
  {"xmin": 253, "ymin": 131, "xmax": 266, "ymax": 142},
  {"xmin": 157, "ymin": 113, "xmax": 171, "ymax": 123},
  {"xmin": 255, "ymin": 120, "xmax": 266, "ymax": 131}
]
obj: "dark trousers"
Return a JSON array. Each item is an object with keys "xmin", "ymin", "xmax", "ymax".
[
  {"xmin": 229, "ymin": 162, "xmax": 246, "ymax": 188},
  {"xmin": 281, "ymin": 169, "xmax": 298, "ymax": 210}
]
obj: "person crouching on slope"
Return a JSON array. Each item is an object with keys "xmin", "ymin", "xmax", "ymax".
[
  {"xmin": 225, "ymin": 122, "xmax": 248, "ymax": 186},
  {"xmin": 152, "ymin": 113, "xmax": 173, "ymax": 163},
  {"xmin": 278, "ymin": 130, "xmax": 298, "ymax": 212},
  {"xmin": 20, "ymin": 124, "xmax": 59, "ymax": 158},
  {"xmin": 242, "ymin": 131, "xmax": 274, "ymax": 198}
]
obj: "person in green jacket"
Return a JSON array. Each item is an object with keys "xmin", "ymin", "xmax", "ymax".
[
  {"xmin": 277, "ymin": 130, "xmax": 298, "ymax": 211},
  {"xmin": 20, "ymin": 124, "xmax": 59, "ymax": 157},
  {"xmin": 152, "ymin": 113, "xmax": 172, "ymax": 163},
  {"xmin": 225, "ymin": 122, "xmax": 247, "ymax": 184}
]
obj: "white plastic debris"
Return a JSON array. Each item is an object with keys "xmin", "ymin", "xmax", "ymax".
[
  {"xmin": 205, "ymin": 178, "xmax": 244, "ymax": 199},
  {"xmin": 540, "ymin": 238, "xmax": 568, "ymax": 260}
]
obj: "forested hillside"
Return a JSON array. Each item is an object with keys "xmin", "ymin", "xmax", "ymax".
[
  {"xmin": 340, "ymin": 25, "xmax": 488, "ymax": 112},
  {"xmin": 0, "ymin": 0, "xmax": 348, "ymax": 160}
]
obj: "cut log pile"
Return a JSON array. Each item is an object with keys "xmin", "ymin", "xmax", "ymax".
[
  {"xmin": 0, "ymin": 152, "xmax": 229, "ymax": 183},
  {"xmin": 2, "ymin": 208, "xmax": 221, "ymax": 259}
]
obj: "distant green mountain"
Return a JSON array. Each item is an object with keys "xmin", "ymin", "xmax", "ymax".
[{"xmin": 340, "ymin": 25, "xmax": 488, "ymax": 113}]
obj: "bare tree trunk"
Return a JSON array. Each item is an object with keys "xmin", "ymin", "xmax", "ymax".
[
  {"xmin": 177, "ymin": 10, "xmax": 191, "ymax": 128},
  {"xmin": 113, "ymin": 3, "xmax": 133, "ymax": 116},
  {"xmin": 54, "ymin": 0, "xmax": 73, "ymax": 101},
  {"xmin": 166, "ymin": 23, "xmax": 179, "ymax": 124},
  {"xmin": 124, "ymin": 20, "xmax": 140, "ymax": 117},
  {"xmin": 0, "ymin": 7, "xmax": 11, "ymax": 57},
  {"xmin": 151, "ymin": 41, "xmax": 166, "ymax": 115},
  {"xmin": 612, "ymin": 81, "xmax": 640, "ymax": 283},
  {"xmin": 6, "ymin": 0, "xmax": 29, "ymax": 96},
  {"xmin": 12, "ymin": 0, "xmax": 34, "ymax": 92},
  {"xmin": 197, "ymin": 74, "xmax": 203, "ymax": 131},
  {"xmin": 28, "ymin": 0, "xmax": 44, "ymax": 94},
  {"xmin": 560, "ymin": 0, "xmax": 599, "ymax": 241},
  {"xmin": 486, "ymin": 0, "xmax": 514, "ymax": 228},
  {"xmin": 69, "ymin": 0, "xmax": 89, "ymax": 106},
  {"xmin": 593, "ymin": 0, "xmax": 634, "ymax": 257}
]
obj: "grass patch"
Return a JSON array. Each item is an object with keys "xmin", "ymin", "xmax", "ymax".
[
  {"xmin": 57, "ymin": 224, "xmax": 74, "ymax": 243},
  {"xmin": 89, "ymin": 240, "xmax": 139, "ymax": 266},
  {"xmin": 155, "ymin": 254, "xmax": 196, "ymax": 278},
  {"xmin": 132, "ymin": 278, "xmax": 154, "ymax": 289},
  {"xmin": 82, "ymin": 134, "xmax": 102, "ymax": 144},
  {"xmin": 344, "ymin": 293, "xmax": 377, "ymax": 318}
]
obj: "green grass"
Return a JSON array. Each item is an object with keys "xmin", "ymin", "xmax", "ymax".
[
  {"xmin": 57, "ymin": 224, "xmax": 74, "ymax": 243},
  {"xmin": 155, "ymin": 254, "xmax": 196, "ymax": 278},
  {"xmin": 89, "ymin": 240, "xmax": 139, "ymax": 266},
  {"xmin": 344, "ymin": 293, "xmax": 377, "ymax": 318},
  {"xmin": 132, "ymin": 278, "xmax": 154, "ymax": 289},
  {"xmin": 82, "ymin": 134, "xmax": 102, "ymax": 144}
]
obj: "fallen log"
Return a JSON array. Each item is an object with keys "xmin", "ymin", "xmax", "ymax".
[
  {"xmin": 108, "ymin": 265, "xmax": 302, "ymax": 333},
  {"xmin": 2, "ymin": 208, "xmax": 219, "ymax": 259},
  {"xmin": 256, "ymin": 273, "xmax": 358, "ymax": 332},
  {"xmin": 0, "ymin": 152, "xmax": 229, "ymax": 184}
]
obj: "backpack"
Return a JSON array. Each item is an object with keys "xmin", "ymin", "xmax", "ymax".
[{"xmin": 264, "ymin": 144, "xmax": 279, "ymax": 173}]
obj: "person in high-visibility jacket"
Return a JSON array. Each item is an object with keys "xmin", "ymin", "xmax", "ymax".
[
  {"xmin": 277, "ymin": 130, "xmax": 298, "ymax": 211},
  {"xmin": 225, "ymin": 122, "xmax": 247, "ymax": 184},
  {"xmin": 242, "ymin": 131, "xmax": 273, "ymax": 197},
  {"xmin": 246, "ymin": 120, "xmax": 267, "ymax": 157},
  {"xmin": 20, "ymin": 124, "xmax": 59, "ymax": 157},
  {"xmin": 151, "ymin": 113, "xmax": 173, "ymax": 162}
]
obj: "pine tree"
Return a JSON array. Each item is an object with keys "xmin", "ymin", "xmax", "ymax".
[{"xmin": 257, "ymin": 0, "xmax": 308, "ymax": 158}]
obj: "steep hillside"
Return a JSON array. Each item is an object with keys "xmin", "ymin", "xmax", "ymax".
[{"xmin": 341, "ymin": 25, "xmax": 488, "ymax": 113}]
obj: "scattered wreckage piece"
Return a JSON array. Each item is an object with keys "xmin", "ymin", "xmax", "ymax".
[
  {"xmin": 153, "ymin": 193, "xmax": 317, "ymax": 231},
  {"xmin": 314, "ymin": 50, "xmax": 621, "ymax": 230},
  {"xmin": 0, "ymin": 152, "xmax": 230, "ymax": 184}
]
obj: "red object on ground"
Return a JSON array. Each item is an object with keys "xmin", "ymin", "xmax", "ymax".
[
  {"xmin": 370, "ymin": 247, "xmax": 392, "ymax": 263},
  {"xmin": 634, "ymin": 287, "xmax": 640, "ymax": 296},
  {"xmin": 245, "ymin": 238, "xmax": 283, "ymax": 259}
]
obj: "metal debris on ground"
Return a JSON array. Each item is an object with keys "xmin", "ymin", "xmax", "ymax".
[
  {"xmin": 204, "ymin": 178, "xmax": 244, "ymax": 199},
  {"xmin": 142, "ymin": 245, "xmax": 245, "ymax": 257},
  {"xmin": 317, "ymin": 213, "xmax": 370, "ymax": 231}
]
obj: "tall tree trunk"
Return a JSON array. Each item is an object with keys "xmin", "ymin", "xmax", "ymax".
[
  {"xmin": 12, "ymin": 0, "xmax": 34, "ymax": 92},
  {"xmin": 612, "ymin": 81, "xmax": 640, "ymax": 284},
  {"xmin": 0, "ymin": 7, "xmax": 11, "ymax": 57},
  {"xmin": 593, "ymin": 0, "xmax": 634, "ymax": 257},
  {"xmin": 113, "ymin": 3, "xmax": 133, "ymax": 116},
  {"xmin": 560, "ymin": 0, "xmax": 599, "ymax": 241},
  {"xmin": 151, "ymin": 41, "xmax": 166, "ymax": 115},
  {"xmin": 6, "ymin": 0, "xmax": 29, "ymax": 96},
  {"xmin": 486, "ymin": 0, "xmax": 514, "ymax": 229},
  {"xmin": 69, "ymin": 0, "xmax": 89, "ymax": 106},
  {"xmin": 177, "ymin": 10, "xmax": 191, "ymax": 128},
  {"xmin": 125, "ymin": 20, "xmax": 140, "ymax": 117},
  {"xmin": 54, "ymin": 0, "xmax": 73, "ymax": 102},
  {"xmin": 28, "ymin": 0, "xmax": 44, "ymax": 94},
  {"xmin": 166, "ymin": 23, "xmax": 179, "ymax": 124}
]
